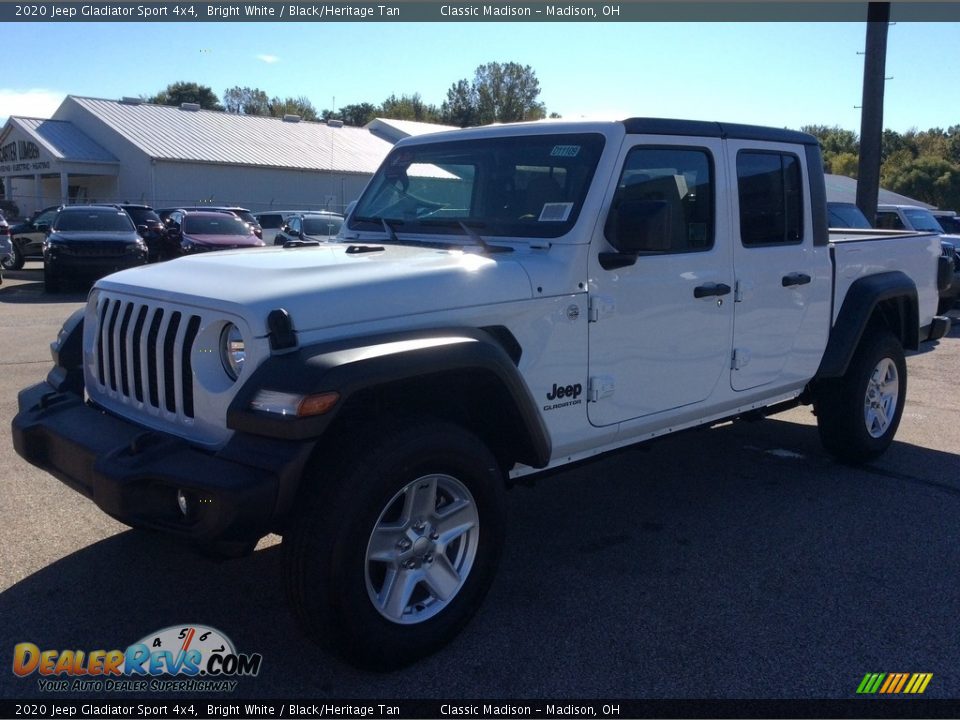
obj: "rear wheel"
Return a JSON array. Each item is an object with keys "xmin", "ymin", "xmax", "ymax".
[
  {"xmin": 283, "ymin": 419, "xmax": 506, "ymax": 670},
  {"xmin": 8, "ymin": 243, "xmax": 25, "ymax": 271},
  {"xmin": 815, "ymin": 330, "xmax": 906, "ymax": 464}
]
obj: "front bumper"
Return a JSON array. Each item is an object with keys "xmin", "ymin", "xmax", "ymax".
[{"xmin": 12, "ymin": 381, "xmax": 313, "ymax": 544}]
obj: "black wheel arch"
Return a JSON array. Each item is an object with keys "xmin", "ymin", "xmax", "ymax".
[
  {"xmin": 227, "ymin": 326, "xmax": 551, "ymax": 471},
  {"xmin": 815, "ymin": 271, "xmax": 918, "ymax": 380}
]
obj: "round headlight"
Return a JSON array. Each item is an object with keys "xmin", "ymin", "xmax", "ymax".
[{"xmin": 220, "ymin": 323, "xmax": 246, "ymax": 380}]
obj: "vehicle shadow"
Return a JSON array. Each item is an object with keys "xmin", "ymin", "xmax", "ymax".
[
  {"xmin": 2, "ymin": 418, "xmax": 959, "ymax": 699},
  {"xmin": 0, "ymin": 277, "xmax": 88, "ymax": 304}
]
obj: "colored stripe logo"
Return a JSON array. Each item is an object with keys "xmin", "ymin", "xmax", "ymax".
[{"xmin": 857, "ymin": 673, "xmax": 933, "ymax": 694}]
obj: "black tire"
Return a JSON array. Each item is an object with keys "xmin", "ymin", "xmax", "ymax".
[
  {"xmin": 283, "ymin": 418, "xmax": 506, "ymax": 670},
  {"xmin": 815, "ymin": 329, "xmax": 906, "ymax": 464},
  {"xmin": 8, "ymin": 243, "xmax": 25, "ymax": 271}
]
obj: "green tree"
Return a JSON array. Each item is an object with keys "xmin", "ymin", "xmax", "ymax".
[
  {"xmin": 379, "ymin": 93, "xmax": 440, "ymax": 122},
  {"xmin": 882, "ymin": 155, "xmax": 960, "ymax": 209},
  {"xmin": 829, "ymin": 152, "xmax": 860, "ymax": 178},
  {"xmin": 149, "ymin": 82, "xmax": 223, "ymax": 110},
  {"xmin": 442, "ymin": 61, "xmax": 546, "ymax": 127},
  {"xmin": 801, "ymin": 125, "xmax": 859, "ymax": 156},
  {"xmin": 268, "ymin": 96, "xmax": 319, "ymax": 121},
  {"xmin": 334, "ymin": 102, "xmax": 378, "ymax": 126},
  {"xmin": 223, "ymin": 86, "xmax": 270, "ymax": 115},
  {"xmin": 441, "ymin": 79, "xmax": 479, "ymax": 127}
]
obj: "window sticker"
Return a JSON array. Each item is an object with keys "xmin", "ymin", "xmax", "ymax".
[
  {"xmin": 539, "ymin": 202, "xmax": 573, "ymax": 222},
  {"xmin": 550, "ymin": 145, "xmax": 581, "ymax": 158}
]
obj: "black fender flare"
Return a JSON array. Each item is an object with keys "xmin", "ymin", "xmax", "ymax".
[
  {"xmin": 227, "ymin": 326, "xmax": 551, "ymax": 468},
  {"xmin": 815, "ymin": 271, "xmax": 918, "ymax": 380}
]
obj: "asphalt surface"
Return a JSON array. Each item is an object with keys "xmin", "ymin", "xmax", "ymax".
[{"xmin": 1, "ymin": 262, "xmax": 959, "ymax": 701}]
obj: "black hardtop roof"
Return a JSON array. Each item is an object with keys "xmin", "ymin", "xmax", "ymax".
[{"xmin": 621, "ymin": 118, "xmax": 818, "ymax": 146}]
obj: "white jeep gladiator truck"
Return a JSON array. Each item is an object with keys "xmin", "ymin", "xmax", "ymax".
[{"xmin": 13, "ymin": 119, "xmax": 952, "ymax": 669}]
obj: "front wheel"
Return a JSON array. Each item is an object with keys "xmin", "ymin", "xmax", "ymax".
[
  {"xmin": 815, "ymin": 330, "xmax": 906, "ymax": 464},
  {"xmin": 283, "ymin": 419, "xmax": 506, "ymax": 670}
]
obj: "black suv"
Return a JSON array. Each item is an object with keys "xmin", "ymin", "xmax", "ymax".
[
  {"xmin": 116, "ymin": 204, "xmax": 167, "ymax": 262},
  {"xmin": 43, "ymin": 205, "xmax": 148, "ymax": 292}
]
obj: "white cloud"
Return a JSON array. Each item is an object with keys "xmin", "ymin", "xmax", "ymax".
[
  {"xmin": 0, "ymin": 88, "xmax": 66, "ymax": 123},
  {"xmin": 256, "ymin": 54, "xmax": 280, "ymax": 64}
]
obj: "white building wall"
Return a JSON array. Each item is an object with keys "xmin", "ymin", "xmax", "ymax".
[{"xmin": 53, "ymin": 99, "xmax": 155, "ymax": 206}]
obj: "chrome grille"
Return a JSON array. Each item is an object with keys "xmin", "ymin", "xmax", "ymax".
[{"xmin": 91, "ymin": 296, "xmax": 202, "ymax": 419}]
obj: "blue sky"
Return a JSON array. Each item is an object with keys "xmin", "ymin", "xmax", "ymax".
[{"xmin": 2, "ymin": 20, "xmax": 958, "ymax": 134}]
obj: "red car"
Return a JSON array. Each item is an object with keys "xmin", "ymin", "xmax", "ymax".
[{"xmin": 165, "ymin": 210, "xmax": 265, "ymax": 257}]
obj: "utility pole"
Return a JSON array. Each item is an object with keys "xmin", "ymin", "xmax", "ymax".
[{"xmin": 856, "ymin": 2, "xmax": 890, "ymax": 224}]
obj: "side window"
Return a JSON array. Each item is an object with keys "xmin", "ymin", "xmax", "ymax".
[
  {"xmin": 875, "ymin": 211, "xmax": 905, "ymax": 230},
  {"xmin": 258, "ymin": 214, "xmax": 282, "ymax": 229},
  {"xmin": 289, "ymin": 217, "xmax": 301, "ymax": 234},
  {"xmin": 737, "ymin": 151, "xmax": 803, "ymax": 246},
  {"xmin": 604, "ymin": 146, "xmax": 714, "ymax": 253}
]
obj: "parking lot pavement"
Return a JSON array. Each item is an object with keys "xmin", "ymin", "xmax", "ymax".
[{"xmin": 2, "ymin": 264, "xmax": 959, "ymax": 700}]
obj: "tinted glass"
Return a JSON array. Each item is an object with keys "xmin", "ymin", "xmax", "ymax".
[
  {"xmin": 605, "ymin": 146, "xmax": 714, "ymax": 253},
  {"xmin": 183, "ymin": 215, "xmax": 251, "ymax": 236},
  {"xmin": 737, "ymin": 151, "xmax": 803, "ymax": 246},
  {"xmin": 902, "ymin": 208, "xmax": 944, "ymax": 233},
  {"xmin": 875, "ymin": 211, "xmax": 906, "ymax": 230},
  {"xmin": 936, "ymin": 215, "xmax": 960, "ymax": 233},
  {"xmin": 827, "ymin": 203, "xmax": 872, "ymax": 229},
  {"xmin": 54, "ymin": 210, "xmax": 135, "ymax": 232},
  {"xmin": 303, "ymin": 217, "xmax": 343, "ymax": 236},
  {"xmin": 257, "ymin": 214, "xmax": 284, "ymax": 229}
]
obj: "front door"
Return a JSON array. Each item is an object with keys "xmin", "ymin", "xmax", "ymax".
[{"xmin": 587, "ymin": 137, "xmax": 734, "ymax": 427}]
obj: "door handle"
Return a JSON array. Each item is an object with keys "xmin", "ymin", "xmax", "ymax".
[
  {"xmin": 782, "ymin": 272, "xmax": 812, "ymax": 287},
  {"xmin": 694, "ymin": 282, "xmax": 732, "ymax": 299}
]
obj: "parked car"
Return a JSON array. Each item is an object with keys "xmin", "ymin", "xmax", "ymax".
[
  {"xmin": 254, "ymin": 210, "xmax": 314, "ymax": 245},
  {"xmin": 932, "ymin": 210, "xmax": 960, "ymax": 235},
  {"xmin": 826, "ymin": 201, "xmax": 872, "ymax": 229},
  {"xmin": 0, "ymin": 213, "xmax": 11, "ymax": 283},
  {"xmin": 273, "ymin": 212, "xmax": 344, "ymax": 246},
  {"xmin": 116, "ymin": 204, "xmax": 167, "ymax": 262},
  {"xmin": 875, "ymin": 204, "xmax": 960, "ymax": 313},
  {"xmin": 159, "ymin": 206, "xmax": 262, "ymax": 239},
  {"xmin": 0, "ymin": 211, "xmax": 10, "ymax": 277},
  {"xmin": 165, "ymin": 210, "xmax": 266, "ymax": 255},
  {"xmin": 42, "ymin": 205, "xmax": 148, "ymax": 292},
  {"xmin": 8, "ymin": 205, "xmax": 60, "ymax": 270}
]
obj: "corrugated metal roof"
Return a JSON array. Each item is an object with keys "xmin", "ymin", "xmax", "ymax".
[
  {"xmin": 62, "ymin": 96, "xmax": 396, "ymax": 174},
  {"xmin": 14, "ymin": 117, "xmax": 118, "ymax": 163},
  {"xmin": 824, "ymin": 173, "xmax": 934, "ymax": 209}
]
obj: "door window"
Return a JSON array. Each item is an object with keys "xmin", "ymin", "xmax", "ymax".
[
  {"xmin": 737, "ymin": 151, "xmax": 803, "ymax": 246},
  {"xmin": 605, "ymin": 147, "xmax": 714, "ymax": 253}
]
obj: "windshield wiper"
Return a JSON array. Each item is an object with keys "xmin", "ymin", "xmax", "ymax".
[{"xmin": 417, "ymin": 218, "xmax": 514, "ymax": 254}]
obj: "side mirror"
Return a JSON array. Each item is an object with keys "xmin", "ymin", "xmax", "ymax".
[
  {"xmin": 136, "ymin": 224, "xmax": 149, "ymax": 235},
  {"xmin": 36, "ymin": 222, "xmax": 51, "ymax": 234}
]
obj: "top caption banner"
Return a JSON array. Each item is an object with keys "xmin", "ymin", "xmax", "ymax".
[{"xmin": 6, "ymin": 1, "xmax": 960, "ymax": 22}]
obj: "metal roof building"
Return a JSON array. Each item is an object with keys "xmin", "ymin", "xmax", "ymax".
[{"xmin": 0, "ymin": 96, "xmax": 453, "ymax": 218}]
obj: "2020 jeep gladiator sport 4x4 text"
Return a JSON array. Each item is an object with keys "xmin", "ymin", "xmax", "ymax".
[{"xmin": 12, "ymin": 118, "xmax": 952, "ymax": 669}]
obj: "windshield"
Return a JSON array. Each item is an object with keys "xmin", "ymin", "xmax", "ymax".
[
  {"xmin": 55, "ymin": 210, "xmax": 135, "ymax": 232},
  {"xmin": 303, "ymin": 217, "xmax": 343, "ymax": 236},
  {"xmin": 350, "ymin": 133, "xmax": 606, "ymax": 239},
  {"xmin": 184, "ymin": 215, "xmax": 252, "ymax": 236},
  {"xmin": 827, "ymin": 203, "xmax": 872, "ymax": 229},
  {"xmin": 903, "ymin": 208, "xmax": 944, "ymax": 233}
]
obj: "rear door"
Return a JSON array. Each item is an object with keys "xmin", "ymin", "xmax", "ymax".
[{"xmin": 727, "ymin": 143, "xmax": 831, "ymax": 392}]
